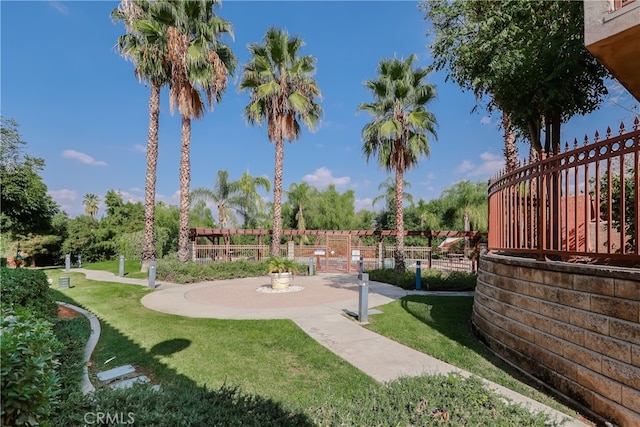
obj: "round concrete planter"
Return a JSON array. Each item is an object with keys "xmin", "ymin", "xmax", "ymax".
[{"xmin": 270, "ymin": 272, "xmax": 293, "ymax": 290}]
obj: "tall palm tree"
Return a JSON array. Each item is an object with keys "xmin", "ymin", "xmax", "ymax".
[
  {"xmin": 82, "ymin": 193, "xmax": 100, "ymax": 218},
  {"xmin": 239, "ymin": 27, "xmax": 322, "ymax": 256},
  {"xmin": 358, "ymin": 55, "xmax": 438, "ymax": 274},
  {"xmin": 191, "ymin": 169, "xmax": 234, "ymax": 228},
  {"xmin": 112, "ymin": 0, "xmax": 171, "ymax": 272},
  {"xmin": 159, "ymin": 0, "xmax": 236, "ymax": 261},
  {"xmin": 229, "ymin": 171, "xmax": 271, "ymax": 228}
]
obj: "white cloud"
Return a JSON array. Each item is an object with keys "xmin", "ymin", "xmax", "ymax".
[
  {"xmin": 455, "ymin": 152, "xmax": 504, "ymax": 177},
  {"xmin": 156, "ymin": 190, "xmax": 180, "ymax": 205},
  {"xmin": 354, "ymin": 198, "xmax": 374, "ymax": 211},
  {"xmin": 48, "ymin": 1, "xmax": 69, "ymax": 14},
  {"xmin": 480, "ymin": 116, "xmax": 491, "ymax": 125},
  {"xmin": 302, "ymin": 167, "xmax": 351, "ymax": 188},
  {"xmin": 133, "ymin": 144, "xmax": 147, "ymax": 153},
  {"xmin": 455, "ymin": 160, "xmax": 475, "ymax": 174},
  {"xmin": 62, "ymin": 150, "xmax": 108, "ymax": 166},
  {"xmin": 49, "ymin": 189, "xmax": 78, "ymax": 202}
]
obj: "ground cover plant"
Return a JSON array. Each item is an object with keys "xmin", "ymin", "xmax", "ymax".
[
  {"xmin": 42, "ymin": 266, "xmax": 578, "ymax": 424},
  {"xmin": 365, "ymin": 295, "xmax": 581, "ymax": 418},
  {"xmin": 367, "ymin": 267, "xmax": 477, "ymax": 291}
]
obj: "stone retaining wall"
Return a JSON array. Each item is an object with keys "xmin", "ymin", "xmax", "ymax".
[{"xmin": 473, "ymin": 255, "xmax": 640, "ymax": 426}]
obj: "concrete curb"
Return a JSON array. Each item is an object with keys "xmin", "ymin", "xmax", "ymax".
[{"xmin": 57, "ymin": 302, "xmax": 100, "ymax": 394}]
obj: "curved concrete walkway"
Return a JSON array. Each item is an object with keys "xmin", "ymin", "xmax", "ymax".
[{"xmin": 73, "ymin": 268, "xmax": 589, "ymax": 426}]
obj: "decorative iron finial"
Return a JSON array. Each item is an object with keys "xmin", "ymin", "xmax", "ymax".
[
  {"xmin": 593, "ymin": 131, "xmax": 599, "ymax": 143},
  {"xmin": 573, "ymin": 138, "xmax": 578, "ymax": 149},
  {"xmin": 606, "ymin": 126, "xmax": 612, "ymax": 139},
  {"xmin": 634, "ymin": 116, "xmax": 639, "ymax": 131},
  {"xmin": 619, "ymin": 121, "xmax": 625, "ymax": 135}
]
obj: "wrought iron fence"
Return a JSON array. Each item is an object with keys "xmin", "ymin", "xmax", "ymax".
[{"xmin": 488, "ymin": 118, "xmax": 639, "ymax": 265}]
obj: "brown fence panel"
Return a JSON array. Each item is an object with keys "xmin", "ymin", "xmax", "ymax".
[{"xmin": 488, "ymin": 118, "xmax": 639, "ymax": 265}]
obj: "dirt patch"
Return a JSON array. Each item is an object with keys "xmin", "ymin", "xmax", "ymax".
[{"xmin": 58, "ymin": 305, "xmax": 81, "ymax": 319}]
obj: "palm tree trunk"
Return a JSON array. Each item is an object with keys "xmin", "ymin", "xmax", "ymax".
[
  {"xmin": 141, "ymin": 82, "xmax": 161, "ymax": 272},
  {"xmin": 271, "ymin": 137, "xmax": 284, "ymax": 256},
  {"xmin": 178, "ymin": 116, "xmax": 191, "ymax": 262},
  {"xmin": 394, "ymin": 165, "xmax": 406, "ymax": 274}
]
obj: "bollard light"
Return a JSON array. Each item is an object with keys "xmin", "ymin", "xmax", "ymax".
[
  {"xmin": 119, "ymin": 255, "xmax": 125, "ymax": 277},
  {"xmin": 65, "ymin": 254, "xmax": 71, "ymax": 272},
  {"xmin": 358, "ymin": 273, "xmax": 369, "ymax": 323},
  {"xmin": 416, "ymin": 260, "xmax": 422, "ymax": 290},
  {"xmin": 148, "ymin": 261, "xmax": 157, "ymax": 288},
  {"xmin": 308, "ymin": 257, "xmax": 314, "ymax": 276}
]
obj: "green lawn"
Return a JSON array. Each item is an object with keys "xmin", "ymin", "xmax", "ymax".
[
  {"xmin": 47, "ymin": 268, "xmax": 376, "ymax": 410},
  {"xmin": 365, "ymin": 295, "xmax": 578, "ymax": 416},
  {"xmin": 83, "ymin": 259, "xmax": 148, "ymax": 279},
  {"xmin": 46, "ymin": 267, "xmax": 581, "ymax": 421}
]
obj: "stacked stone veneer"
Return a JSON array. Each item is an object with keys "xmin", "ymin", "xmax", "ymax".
[{"xmin": 473, "ymin": 255, "xmax": 640, "ymax": 426}]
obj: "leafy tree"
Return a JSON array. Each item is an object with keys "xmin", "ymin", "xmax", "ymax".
[
  {"xmin": 112, "ymin": 0, "xmax": 172, "ymax": 270},
  {"xmin": 358, "ymin": 55, "xmax": 438, "ymax": 273},
  {"xmin": 189, "ymin": 200, "xmax": 216, "ymax": 229},
  {"xmin": 82, "ymin": 193, "xmax": 100, "ymax": 217},
  {"xmin": 0, "ymin": 118, "xmax": 59, "ymax": 236},
  {"xmin": 423, "ymin": 0, "xmax": 609, "ymax": 158},
  {"xmin": 61, "ymin": 215, "xmax": 102, "ymax": 262},
  {"xmin": 595, "ymin": 167, "xmax": 636, "ymax": 251},
  {"xmin": 284, "ymin": 182, "xmax": 315, "ymax": 242},
  {"xmin": 240, "ymin": 27, "xmax": 323, "ymax": 256},
  {"xmin": 439, "ymin": 180, "xmax": 488, "ymax": 232}
]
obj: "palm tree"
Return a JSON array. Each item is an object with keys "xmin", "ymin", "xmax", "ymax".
[
  {"xmin": 112, "ymin": 0, "xmax": 171, "ymax": 272},
  {"xmin": 82, "ymin": 193, "xmax": 100, "ymax": 217},
  {"xmin": 372, "ymin": 176, "xmax": 414, "ymax": 210},
  {"xmin": 190, "ymin": 170, "xmax": 235, "ymax": 228},
  {"xmin": 358, "ymin": 55, "xmax": 438, "ymax": 274},
  {"xmin": 160, "ymin": 0, "xmax": 237, "ymax": 262},
  {"xmin": 229, "ymin": 171, "xmax": 271, "ymax": 228},
  {"xmin": 287, "ymin": 182, "xmax": 313, "ymax": 244},
  {"xmin": 239, "ymin": 27, "xmax": 322, "ymax": 256}
]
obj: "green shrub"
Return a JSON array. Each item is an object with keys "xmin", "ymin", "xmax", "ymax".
[
  {"xmin": 1, "ymin": 309, "xmax": 62, "ymax": 426},
  {"xmin": 156, "ymin": 255, "xmax": 269, "ymax": 284},
  {"xmin": 52, "ymin": 317, "xmax": 90, "ymax": 396},
  {"xmin": 310, "ymin": 374, "xmax": 559, "ymax": 426},
  {"xmin": 367, "ymin": 268, "xmax": 477, "ymax": 291},
  {"xmin": 52, "ymin": 382, "xmax": 314, "ymax": 427},
  {"xmin": 0, "ymin": 268, "xmax": 57, "ymax": 318}
]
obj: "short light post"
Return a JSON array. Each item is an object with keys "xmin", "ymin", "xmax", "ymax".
[
  {"xmin": 358, "ymin": 273, "xmax": 369, "ymax": 323},
  {"xmin": 416, "ymin": 260, "xmax": 422, "ymax": 291},
  {"xmin": 119, "ymin": 255, "xmax": 125, "ymax": 277},
  {"xmin": 148, "ymin": 261, "xmax": 157, "ymax": 288}
]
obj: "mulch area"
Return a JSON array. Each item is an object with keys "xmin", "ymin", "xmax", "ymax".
[{"xmin": 58, "ymin": 305, "xmax": 82, "ymax": 319}]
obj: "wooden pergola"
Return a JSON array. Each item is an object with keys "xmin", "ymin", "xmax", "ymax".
[{"xmin": 189, "ymin": 228, "xmax": 486, "ymax": 247}]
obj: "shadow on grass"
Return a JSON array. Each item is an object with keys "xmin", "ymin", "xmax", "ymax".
[
  {"xmin": 397, "ymin": 295, "xmax": 558, "ymax": 401},
  {"xmin": 49, "ymin": 288, "xmax": 316, "ymax": 426},
  {"xmin": 150, "ymin": 338, "xmax": 191, "ymax": 356}
]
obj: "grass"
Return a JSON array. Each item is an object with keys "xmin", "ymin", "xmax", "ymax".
[
  {"xmin": 47, "ymin": 268, "xmax": 376, "ymax": 410},
  {"xmin": 365, "ymin": 295, "xmax": 581, "ymax": 418},
  {"xmin": 46, "ymin": 263, "xmax": 581, "ymax": 424},
  {"xmin": 83, "ymin": 259, "xmax": 148, "ymax": 279}
]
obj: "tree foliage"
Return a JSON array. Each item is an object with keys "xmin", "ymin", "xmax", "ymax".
[
  {"xmin": 358, "ymin": 55, "xmax": 438, "ymax": 273},
  {"xmin": 423, "ymin": 0, "xmax": 609, "ymax": 157},
  {"xmin": 0, "ymin": 118, "xmax": 59, "ymax": 236},
  {"xmin": 240, "ymin": 27, "xmax": 322, "ymax": 255}
]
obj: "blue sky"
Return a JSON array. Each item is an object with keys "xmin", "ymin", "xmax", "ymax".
[{"xmin": 2, "ymin": 1, "xmax": 638, "ymax": 218}]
